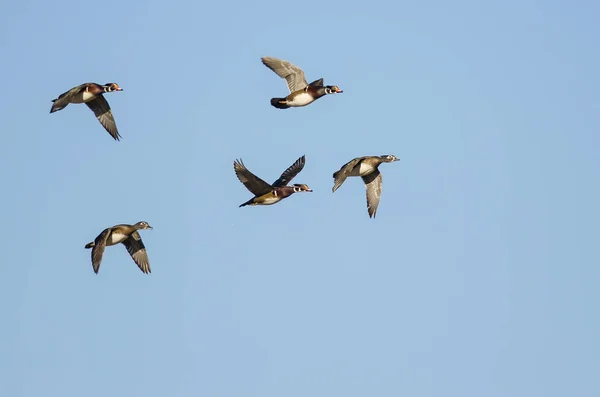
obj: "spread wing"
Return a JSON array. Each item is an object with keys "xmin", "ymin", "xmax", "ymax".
[
  {"xmin": 261, "ymin": 57, "xmax": 308, "ymax": 93},
  {"xmin": 50, "ymin": 83, "xmax": 87, "ymax": 113},
  {"xmin": 272, "ymin": 155, "xmax": 306, "ymax": 187},
  {"xmin": 362, "ymin": 170, "xmax": 382, "ymax": 218},
  {"xmin": 121, "ymin": 231, "xmax": 151, "ymax": 274},
  {"xmin": 234, "ymin": 159, "xmax": 274, "ymax": 196},
  {"xmin": 332, "ymin": 157, "xmax": 363, "ymax": 192},
  {"xmin": 308, "ymin": 78, "xmax": 324, "ymax": 87},
  {"xmin": 86, "ymin": 95, "xmax": 121, "ymax": 140},
  {"xmin": 91, "ymin": 228, "xmax": 111, "ymax": 274},
  {"xmin": 57, "ymin": 84, "xmax": 87, "ymax": 100}
]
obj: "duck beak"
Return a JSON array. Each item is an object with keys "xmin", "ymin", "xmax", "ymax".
[
  {"xmin": 146, "ymin": 225, "xmax": 153, "ymax": 230},
  {"xmin": 306, "ymin": 188, "xmax": 313, "ymax": 192},
  {"xmin": 336, "ymin": 87, "xmax": 343, "ymax": 93}
]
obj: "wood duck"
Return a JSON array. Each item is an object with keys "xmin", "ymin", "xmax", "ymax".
[
  {"xmin": 84, "ymin": 221, "xmax": 153, "ymax": 274},
  {"xmin": 261, "ymin": 57, "xmax": 342, "ymax": 109},
  {"xmin": 332, "ymin": 155, "xmax": 400, "ymax": 218},
  {"xmin": 234, "ymin": 155, "xmax": 312, "ymax": 207},
  {"xmin": 50, "ymin": 82, "xmax": 123, "ymax": 140}
]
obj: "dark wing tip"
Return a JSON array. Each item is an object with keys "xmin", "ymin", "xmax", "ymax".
[
  {"xmin": 295, "ymin": 154, "xmax": 306, "ymax": 170},
  {"xmin": 234, "ymin": 159, "xmax": 248, "ymax": 179}
]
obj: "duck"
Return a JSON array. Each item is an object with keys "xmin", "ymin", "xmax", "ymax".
[
  {"xmin": 84, "ymin": 221, "xmax": 153, "ymax": 274},
  {"xmin": 234, "ymin": 155, "xmax": 312, "ymax": 207},
  {"xmin": 50, "ymin": 82, "xmax": 123, "ymax": 140},
  {"xmin": 332, "ymin": 155, "xmax": 400, "ymax": 218},
  {"xmin": 261, "ymin": 57, "xmax": 342, "ymax": 109}
]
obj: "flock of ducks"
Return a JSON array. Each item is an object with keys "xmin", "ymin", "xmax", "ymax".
[{"xmin": 51, "ymin": 57, "xmax": 400, "ymax": 275}]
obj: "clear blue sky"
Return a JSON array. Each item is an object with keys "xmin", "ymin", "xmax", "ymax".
[{"xmin": 1, "ymin": 0, "xmax": 598, "ymax": 396}]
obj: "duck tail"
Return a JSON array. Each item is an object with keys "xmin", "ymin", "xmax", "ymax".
[
  {"xmin": 239, "ymin": 198, "xmax": 255, "ymax": 207},
  {"xmin": 270, "ymin": 98, "xmax": 290, "ymax": 109},
  {"xmin": 85, "ymin": 242, "xmax": 95, "ymax": 249}
]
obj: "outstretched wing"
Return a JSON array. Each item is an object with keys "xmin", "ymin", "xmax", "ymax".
[
  {"xmin": 234, "ymin": 159, "xmax": 274, "ymax": 196},
  {"xmin": 272, "ymin": 155, "xmax": 306, "ymax": 187},
  {"xmin": 91, "ymin": 228, "xmax": 111, "ymax": 274},
  {"xmin": 308, "ymin": 78, "xmax": 324, "ymax": 87},
  {"xmin": 332, "ymin": 157, "xmax": 363, "ymax": 193},
  {"xmin": 121, "ymin": 231, "xmax": 151, "ymax": 274},
  {"xmin": 50, "ymin": 83, "xmax": 88, "ymax": 113},
  {"xmin": 261, "ymin": 57, "xmax": 308, "ymax": 93},
  {"xmin": 362, "ymin": 170, "xmax": 382, "ymax": 218},
  {"xmin": 86, "ymin": 95, "xmax": 121, "ymax": 140}
]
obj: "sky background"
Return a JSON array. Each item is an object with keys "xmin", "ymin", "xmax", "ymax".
[{"xmin": 0, "ymin": 0, "xmax": 599, "ymax": 396}]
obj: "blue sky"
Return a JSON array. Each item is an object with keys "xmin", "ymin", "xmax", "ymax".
[{"xmin": 1, "ymin": 0, "xmax": 599, "ymax": 396}]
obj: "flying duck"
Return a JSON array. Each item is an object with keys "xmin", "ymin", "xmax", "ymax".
[
  {"xmin": 84, "ymin": 221, "xmax": 153, "ymax": 274},
  {"xmin": 332, "ymin": 155, "xmax": 400, "ymax": 218},
  {"xmin": 234, "ymin": 155, "xmax": 312, "ymax": 207},
  {"xmin": 261, "ymin": 57, "xmax": 342, "ymax": 109},
  {"xmin": 50, "ymin": 82, "xmax": 123, "ymax": 140}
]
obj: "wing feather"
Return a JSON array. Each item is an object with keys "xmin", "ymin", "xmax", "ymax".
[
  {"xmin": 272, "ymin": 155, "xmax": 306, "ymax": 187},
  {"xmin": 121, "ymin": 231, "xmax": 151, "ymax": 274},
  {"xmin": 332, "ymin": 157, "xmax": 363, "ymax": 192},
  {"xmin": 91, "ymin": 228, "xmax": 111, "ymax": 274},
  {"xmin": 234, "ymin": 159, "xmax": 274, "ymax": 196},
  {"xmin": 50, "ymin": 84, "xmax": 88, "ymax": 113},
  {"xmin": 86, "ymin": 96, "xmax": 121, "ymax": 140},
  {"xmin": 362, "ymin": 171, "xmax": 382, "ymax": 218},
  {"xmin": 261, "ymin": 57, "xmax": 308, "ymax": 93}
]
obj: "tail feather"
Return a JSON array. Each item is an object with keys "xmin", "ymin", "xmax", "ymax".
[
  {"xmin": 270, "ymin": 98, "xmax": 290, "ymax": 109},
  {"xmin": 239, "ymin": 198, "xmax": 256, "ymax": 207},
  {"xmin": 85, "ymin": 242, "xmax": 94, "ymax": 249}
]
